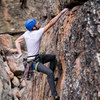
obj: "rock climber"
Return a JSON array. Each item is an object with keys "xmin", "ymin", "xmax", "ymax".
[{"xmin": 13, "ymin": 8, "xmax": 69, "ymax": 100}]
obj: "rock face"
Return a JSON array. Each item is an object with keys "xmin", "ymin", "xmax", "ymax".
[
  {"xmin": 62, "ymin": 1, "xmax": 100, "ymax": 99},
  {"xmin": 0, "ymin": 34, "xmax": 13, "ymax": 48},
  {"xmin": 0, "ymin": 0, "xmax": 100, "ymax": 100},
  {"xmin": 0, "ymin": 33, "xmax": 26, "ymax": 100}
]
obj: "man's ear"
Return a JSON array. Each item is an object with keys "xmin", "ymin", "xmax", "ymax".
[{"xmin": 33, "ymin": 27, "xmax": 36, "ymax": 30}]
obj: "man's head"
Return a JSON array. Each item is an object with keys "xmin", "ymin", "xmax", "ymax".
[{"xmin": 25, "ymin": 19, "xmax": 40, "ymax": 31}]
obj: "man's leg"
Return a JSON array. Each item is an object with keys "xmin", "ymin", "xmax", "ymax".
[
  {"xmin": 37, "ymin": 63, "xmax": 57, "ymax": 97},
  {"xmin": 39, "ymin": 54, "xmax": 57, "ymax": 72}
]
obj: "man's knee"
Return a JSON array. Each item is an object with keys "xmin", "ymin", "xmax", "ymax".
[
  {"xmin": 48, "ymin": 70, "xmax": 53, "ymax": 77},
  {"xmin": 51, "ymin": 55, "xmax": 57, "ymax": 60}
]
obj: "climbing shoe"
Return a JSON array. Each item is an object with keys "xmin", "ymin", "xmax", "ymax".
[{"xmin": 54, "ymin": 96, "xmax": 60, "ymax": 100}]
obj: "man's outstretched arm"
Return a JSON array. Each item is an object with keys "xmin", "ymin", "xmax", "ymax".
[{"xmin": 44, "ymin": 8, "xmax": 69, "ymax": 33}]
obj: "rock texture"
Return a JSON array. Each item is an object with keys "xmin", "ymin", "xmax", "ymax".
[
  {"xmin": 0, "ymin": 0, "xmax": 47, "ymax": 33},
  {"xmin": 62, "ymin": 1, "xmax": 100, "ymax": 99},
  {"xmin": 62, "ymin": 1, "xmax": 100, "ymax": 100},
  {"xmin": 0, "ymin": 0, "xmax": 100, "ymax": 100},
  {"xmin": 0, "ymin": 56, "xmax": 13, "ymax": 100},
  {"xmin": 0, "ymin": 34, "xmax": 27, "ymax": 100}
]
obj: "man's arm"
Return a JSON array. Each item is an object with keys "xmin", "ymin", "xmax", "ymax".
[
  {"xmin": 44, "ymin": 8, "xmax": 69, "ymax": 33},
  {"xmin": 15, "ymin": 35, "xmax": 25, "ymax": 57}
]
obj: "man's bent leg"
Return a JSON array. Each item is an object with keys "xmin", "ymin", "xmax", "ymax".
[
  {"xmin": 37, "ymin": 63, "xmax": 57, "ymax": 97},
  {"xmin": 39, "ymin": 54, "xmax": 57, "ymax": 72}
]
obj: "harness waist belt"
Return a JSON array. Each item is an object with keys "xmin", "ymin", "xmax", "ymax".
[{"xmin": 27, "ymin": 54, "xmax": 39, "ymax": 60}]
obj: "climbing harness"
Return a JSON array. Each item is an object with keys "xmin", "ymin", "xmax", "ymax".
[{"xmin": 23, "ymin": 54, "xmax": 40, "ymax": 80}]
